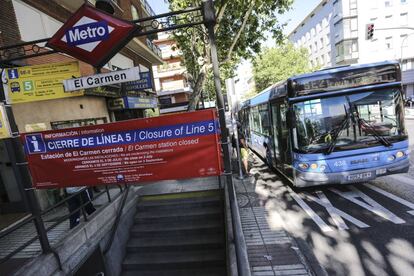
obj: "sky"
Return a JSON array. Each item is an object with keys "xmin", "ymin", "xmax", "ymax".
[
  {"xmin": 147, "ymin": 0, "xmax": 170, "ymax": 14},
  {"xmin": 147, "ymin": 0, "xmax": 321, "ymax": 36}
]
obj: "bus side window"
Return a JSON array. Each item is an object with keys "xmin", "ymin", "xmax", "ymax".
[
  {"xmin": 280, "ymin": 104, "xmax": 292, "ymax": 166},
  {"xmin": 271, "ymin": 103, "xmax": 280, "ymax": 161}
]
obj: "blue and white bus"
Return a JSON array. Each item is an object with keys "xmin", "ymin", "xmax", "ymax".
[{"xmin": 239, "ymin": 61, "xmax": 409, "ymax": 187}]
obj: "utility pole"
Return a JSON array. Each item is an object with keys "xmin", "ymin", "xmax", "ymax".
[{"xmin": 202, "ymin": 1, "xmax": 251, "ymax": 275}]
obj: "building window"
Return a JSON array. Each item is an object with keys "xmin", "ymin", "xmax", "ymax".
[
  {"xmin": 385, "ymin": 0, "xmax": 393, "ymax": 7},
  {"xmin": 336, "ymin": 39, "xmax": 358, "ymax": 61},
  {"xmin": 314, "ymin": 41, "xmax": 318, "ymax": 52},
  {"xmin": 326, "ymin": 34, "xmax": 330, "ymax": 45},
  {"xmin": 385, "ymin": 37, "xmax": 393, "ymax": 49},
  {"xmin": 401, "ymin": 59, "xmax": 414, "ymax": 71},
  {"xmin": 131, "ymin": 5, "xmax": 139, "ymax": 20},
  {"xmin": 400, "ymin": 13, "xmax": 408, "ymax": 25},
  {"xmin": 320, "ymin": 38, "xmax": 324, "ymax": 49},
  {"xmin": 401, "ymin": 0, "xmax": 407, "ymax": 4},
  {"xmin": 333, "ymin": 0, "xmax": 341, "ymax": 17},
  {"xmin": 317, "ymin": 23, "xmax": 322, "ymax": 33},
  {"xmin": 350, "ymin": 0, "xmax": 357, "ymax": 15}
]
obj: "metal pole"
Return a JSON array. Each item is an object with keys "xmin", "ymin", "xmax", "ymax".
[
  {"xmin": 0, "ymin": 69, "xmax": 51, "ymax": 254},
  {"xmin": 233, "ymin": 123, "xmax": 244, "ymax": 179},
  {"xmin": 202, "ymin": 1, "xmax": 251, "ymax": 275}
]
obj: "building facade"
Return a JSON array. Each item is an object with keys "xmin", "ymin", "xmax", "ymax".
[
  {"xmin": 289, "ymin": 0, "xmax": 414, "ymax": 97},
  {"xmin": 0, "ymin": 0, "xmax": 163, "ymax": 212},
  {"xmin": 152, "ymin": 32, "xmax": 193, "ymax": 114}
]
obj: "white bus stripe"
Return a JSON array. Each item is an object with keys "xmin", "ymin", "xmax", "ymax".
[
  {"xmin": 330, "ymin": 187, "xmax": 406, "ymax": 224},
  {"xmin": 303, "ymin": 191, "xmax": 369, "ymax": 230},
  {"xmin": 365, "ymin": 183, "xmax": 414, "ymax": 215},
  {"xmin": 290, "ymin": 191, "xmax": 334, "ymax": 232}
]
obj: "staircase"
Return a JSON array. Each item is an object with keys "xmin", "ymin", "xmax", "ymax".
[{"xmin": 121, "ymin": 190, "xmax": 227, "ymax": 276}]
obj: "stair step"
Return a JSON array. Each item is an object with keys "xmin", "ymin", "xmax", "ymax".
[
  {"xmin": 121, "ymin": 267, "xmax": 227, "ymax": 276},
  {"xmin": 131, "ymin": 219, "xmax": 223, "ymax": 237},
  {"xmin": 122, "ymin": 249, "xmax": 225, "ymax": 270},
  {"xmin": 126, "ymin": 233, "xmax": 224, "ymax": 253},
  {"xmin": 134, "ymin": 207, "xmax": 222, "ymax": 223},
  {"xmin": 137, "ymin": 196, "xmax": 222, "ymax": 211}
]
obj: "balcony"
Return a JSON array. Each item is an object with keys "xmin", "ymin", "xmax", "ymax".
[
  {"xmin": 146, "ymin": 39, "xmax": 162, "ymax": 59},
  {"xmin": 159, "ymin": 101, "xmax": 189, "ymax": 114},
  {"xmin": 158, "ymin": 86, "xmax": 193, "ymax": 96},
  {"xmin": 161, "ymin": 49, "xmax": 182, "ymax": 60}
]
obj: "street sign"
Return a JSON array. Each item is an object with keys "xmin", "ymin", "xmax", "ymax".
[
  {"xmin": 108, "ymin": 96, "xmax": 157, "ymax": 110},
  {"xmin": 46, "ymin": 4, "xmax": 138, "ymax": 67},
  {"xmin": 2, "ymin": 61, "xmax": 83, "ymax": 104},
  {"xmin": 21, "ymin": 109, "xmax": 222, "ymax": 189},
  {"xmin": 0, "ymin": 104, "xmax": 12, "ymax": 139},
  {"xmin": 124, "ymin": 72, "xmax": 153, "ymax": 91},
  {"xmin": 63, "ymin": 67, "xmax": 141, "ymax": 91}
]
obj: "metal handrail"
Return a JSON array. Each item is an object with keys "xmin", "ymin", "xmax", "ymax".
[
  {"xmin": 103, "ymin": 184, "xmax": 130, "ymax": 254},
  {"xmin": 224, "ymin": 177, "xmax": 251, "ymax": 276},
  {"xmin": 0, "ymin": 185, "xmax": 122, "ymax": 268}
]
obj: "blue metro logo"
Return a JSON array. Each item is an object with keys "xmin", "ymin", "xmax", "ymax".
[{"xmin": 65, "ymin": 21, "xmax": 109, "ymax": 46}]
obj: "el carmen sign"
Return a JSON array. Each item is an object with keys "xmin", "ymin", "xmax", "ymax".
[{"xmin": 47, "ymin": 4, "xmax": 138, "ymax": 67}]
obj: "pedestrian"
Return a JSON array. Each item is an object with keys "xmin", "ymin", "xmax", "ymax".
[
  {"xmin": 65, "ymin": 186, "xmax": 96, "ymax": 229},
  {"xmin": 237, "ymin": 124, "xmax": 250, "ymax": 176}
]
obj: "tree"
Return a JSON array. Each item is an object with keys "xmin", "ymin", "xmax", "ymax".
[
  {"xmin": 167, "ymin": 0, "xmax": 293, "ymax": 110},
  {"xmin": 252, "ymin": 43, "xmax": 314, "ymax": 92}
]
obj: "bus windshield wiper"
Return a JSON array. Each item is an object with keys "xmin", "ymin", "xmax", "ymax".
[
  {"xmin": 323, "ymin": 105, "xmax": 350, "ymax": 155},
  {"xmin": 347, "ymin": 99, "xmax": 392, "ymax": 147}
]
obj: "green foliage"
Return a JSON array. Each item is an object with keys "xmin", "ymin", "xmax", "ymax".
[
  {"xmin": 253, "ymin": 43, "xmax": 314, "ymax": 92},
  {"xmin": 167, "ymin": 0, "xmax": 293, "ymax": 109}
]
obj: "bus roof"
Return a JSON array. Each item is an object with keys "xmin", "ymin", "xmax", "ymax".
[
  {"xmin": 248, "ymin": 84, "xmax": 273, "ymax": 106},
  {"xmin": 289, "ymin": 60, "xmax": 400, "ymax": 82}
]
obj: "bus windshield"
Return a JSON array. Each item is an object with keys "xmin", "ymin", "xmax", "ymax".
[{"xmin": 293, "ymin": 88, "xmax": 407, "ymax": 154}]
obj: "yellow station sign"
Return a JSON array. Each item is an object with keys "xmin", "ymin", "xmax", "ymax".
[{"xmin": 3, "ymin": 61, "xmax": 83, "ymax": 104}]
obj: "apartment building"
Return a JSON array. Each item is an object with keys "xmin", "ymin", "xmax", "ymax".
[
  {"xmin": 0, "ymin": 0, "xmax": 163, "ymax": 212},
  {"xmin": 152, "ymin": 32, "xmax": 193, "ymax": 114},
  {"xmin": 289, "ymin": 0, "xmax": 414, "ymax": 97}
]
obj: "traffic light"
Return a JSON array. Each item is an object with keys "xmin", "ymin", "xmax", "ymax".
[{"xmin": 366, "ymin": 23, "xmax": 374, "ymax": 40}]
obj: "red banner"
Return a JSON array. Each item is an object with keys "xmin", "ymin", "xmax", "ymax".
[{"xmin": 21, "ymin": 109, "xmax": 222, "ymax": 189}]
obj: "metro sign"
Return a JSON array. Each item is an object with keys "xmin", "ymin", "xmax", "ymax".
[{"xmin": 47, "ymin": 4, "xmax": 138, "ymax": 67}]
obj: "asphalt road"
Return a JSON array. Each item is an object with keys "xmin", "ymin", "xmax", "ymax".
[{"xmin": 247, "ymin": 119, "xmax": 414, "ymax": 276}]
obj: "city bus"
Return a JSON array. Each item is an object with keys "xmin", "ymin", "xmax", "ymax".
[{"xmin": 239, "ymin": 61, "xmax": 409, "ymax": 187}]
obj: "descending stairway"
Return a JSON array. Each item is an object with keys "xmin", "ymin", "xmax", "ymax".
[{"xmin": 121, "ymin": 190, "xmax": 227, "ymax": 276}]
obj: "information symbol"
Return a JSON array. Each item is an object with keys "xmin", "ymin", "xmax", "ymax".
[{"xmin": 7, "ymin": 69, "xmax": 19, "ymax": 79}]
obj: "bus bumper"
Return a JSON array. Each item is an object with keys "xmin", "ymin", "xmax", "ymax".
[{"xmin": 293, "ymin": 158, "xmax": 410, "ymax": 187}]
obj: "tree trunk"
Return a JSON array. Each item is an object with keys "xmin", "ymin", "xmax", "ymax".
[{"xmin": 187, "ymin": 65, "xmax": 207, "ymax": 111}]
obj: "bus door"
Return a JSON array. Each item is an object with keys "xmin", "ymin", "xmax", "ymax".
[{"xmin": 271, "ymin": 102, "xmax": 293, "ymax": 177}]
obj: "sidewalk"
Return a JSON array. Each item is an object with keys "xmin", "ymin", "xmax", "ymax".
[{"xmin": 234, "ymin": 175, "xmax": 315, "ymax": 276}]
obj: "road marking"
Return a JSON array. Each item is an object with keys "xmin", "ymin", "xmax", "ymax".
[
  {"xmin": 303, "ymin": 191, "xmax": 369, "ymax": 230},
  {"xmin": 290, "ymin": 191, "xmax": 334, "ymax": 232},
  {"xmin": 385, "ymin": 174, "xmax": 414, "ymax": 187},
  {"xmin": 365, "ymin": 183, "xmax": 414, "ymax": 216},
  {"xmin": 330, "ymin": 187, "xmax": 406, "ymax": 224}
]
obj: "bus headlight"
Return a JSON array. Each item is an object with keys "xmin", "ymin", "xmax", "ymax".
[
  {"xmin": 298, "ymin": 163, "xmax": 309, "ymax": 170},
  {"xmin": 387, "ymin": 155, "xmax": 396, "ymax": 161},
  {"xmin": 310, "ymin": 163, "xmax": 318, "ymax": 170},
  {"xmin": 395, "ymin": 151, "xmax": 404, "ymax": 158}
]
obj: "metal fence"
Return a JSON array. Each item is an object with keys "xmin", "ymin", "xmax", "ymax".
[{"xmin": 0, "ymin": 185, "xmax": 124, "ymax": 271}]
